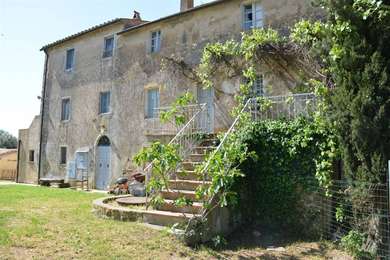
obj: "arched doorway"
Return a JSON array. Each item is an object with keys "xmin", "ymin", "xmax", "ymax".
[{"xmin": 95, "ymin": 136, "xmax": 111, "ymax": 190}]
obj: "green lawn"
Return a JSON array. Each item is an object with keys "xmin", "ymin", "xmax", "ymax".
[{"xmin": 0, "ymin": 185, "xmax": 348, "ymax": 259}]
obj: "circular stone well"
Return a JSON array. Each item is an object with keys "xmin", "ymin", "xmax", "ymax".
[
  {"xmin": 92, "ymin": 195, "xmax": 146, "ymax": 222},
  {"xmin": 116, "ymin": 196, "xmax": 147, "ymax": 206}
]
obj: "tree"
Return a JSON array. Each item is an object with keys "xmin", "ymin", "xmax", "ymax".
[
  {"xmin": 0, "ymin": 130, "xmax": 17, "ymax": 149},
  {"xmin": 293, "ymin": 0, "xmax": 390, "ymax": 183}
]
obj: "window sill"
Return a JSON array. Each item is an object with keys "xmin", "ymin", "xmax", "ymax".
[
  {"xmin": 61, "ymin": 120, "xmax": 70, "ymax": 123},
  {"xmin": 145, "ymin": 117, "xmax": 159, "ymax": 120},
  {"xmin": 150, "ymin": 51, "xmax": 161, "ymax": 56},
  {"xmin": 99, "ymin": 112, "xmax": 112, "ymax": 117},
  {"xmin": 65, "ymin": 69, "xmax": 74, "ymax": 73}
]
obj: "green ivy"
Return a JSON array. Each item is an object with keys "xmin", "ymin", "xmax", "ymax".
[{"xmin": 133, "ymin": 142, "xmax": 181, "ymax": 208}]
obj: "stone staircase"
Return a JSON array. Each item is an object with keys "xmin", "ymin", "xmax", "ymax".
[{"xmin": 142, "ymin": 137, "xmax": 218, "ymax": 227}]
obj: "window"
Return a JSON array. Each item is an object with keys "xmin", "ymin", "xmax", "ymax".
[
  {"xmin": 29, "ymin": 150, "xmax": 34, "ymax": 162},
  {"xmin": 151, "ymin": 31, "xmax": 161, "ymax": 53},
  {"xmin": 252, "ymin": 75, "xmax": 265, "ymax": 96},
  {"xmin": 65, "ymin": 48, "xmax": 75, "ymax": 71},
  {"xmin": 146, "ymin": 89, "xmax": 160, "ymax": 118},
  {"xmin": 60, "ymin": 146, "xmax": 67, "ymax": 165},
  {"xmin": 103, "ymin": 36, "xmax": 114, "ymax": 58},
  {"xmin": 99, "ymin": 91, "xmax": 111, "ymax": 114},
  {"xmin": 61, "ymin": 98, "xmax": 71, "ymax": 121},
  {"xmin": 243, "ymin": 2, "xmax": 264, "ymax": 30}
]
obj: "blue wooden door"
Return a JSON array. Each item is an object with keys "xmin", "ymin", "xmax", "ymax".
[
  {"xmin": 197, "ymin": 87, "xmax": 214, "ymax": 133},
  {"xmin": 96, "ymin": 145, "xmax": 111, "ymax": 190}
]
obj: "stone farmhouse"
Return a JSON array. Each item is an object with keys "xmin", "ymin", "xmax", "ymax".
[{"xmin": 17, "ymin": 0, "xmax": 318, "ymax": 190}]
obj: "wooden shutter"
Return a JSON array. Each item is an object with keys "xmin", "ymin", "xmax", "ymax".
[{"xmin": 254, "ymin": 2, "xmax": 264, "ymax": 28}]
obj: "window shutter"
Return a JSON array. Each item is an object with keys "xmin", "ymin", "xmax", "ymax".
[
  {"xmin": 147, "ymin": 89, "xmax": 159, "ymax": 118},
  {"xmin": 254, "ymin": 2, "xmax": 264, "ymax": 28},
  {"xmin": 106, "ymin": 92, "xmax": 110, "ymax": 113},
  {"xmin": 254, "ymin": 75, "xmax": 264, "ymax": 96},
  {"xmin": 243, "ymin": 5, "xmax": 253, "ymax": 30},
  {"xmin": 99, "ymin": 92, "xmax": 110, "ymax": 114},
  {"xmin": 66, "ymin": 49, "xmax": 74, "ymax": 70}
]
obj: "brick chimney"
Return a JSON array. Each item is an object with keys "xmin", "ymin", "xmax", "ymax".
[
  {"xmin": 181, "ymin": 0, "xmax": 194, "ymax": 12},
  {"xmin": 133, "ymin": 10, "xmax": 141, "ymax": 20}
]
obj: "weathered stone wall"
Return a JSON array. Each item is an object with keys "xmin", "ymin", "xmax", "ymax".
[
  {"xmin": 40, "ymin": 22, "xmax": 127, "ymax": 184},
  {"xmin": 38, "ymin": 0, "xmax": 319, "ymax": 189},
  {"xmin": 0, "ymin": 151, "xmax": 17, "ymax": 180},
  {"xmin": 18, "ymin": 115, "xmax": 40, "ymax": 184}
]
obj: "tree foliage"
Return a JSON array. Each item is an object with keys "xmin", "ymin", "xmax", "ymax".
[
  {"xmin": 293, "ymin": 0, "xmax": 390, "ymax": 183},
  {"xmin": 0, "ymin": 130, "xmax": 17, "ymax": 149}
]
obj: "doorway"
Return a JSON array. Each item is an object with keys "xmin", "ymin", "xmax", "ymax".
[
  {"xmin": 197, "ymin": 87, "xmax": 214, "ymax": 133},
  {"xmin": 95, "ymin": 136, "xmax": 111, "ymax": 190}
]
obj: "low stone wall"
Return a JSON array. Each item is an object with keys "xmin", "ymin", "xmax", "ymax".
[{"xmin": 92, "ymin": 195, "xmax": 145, "ymax": 222}]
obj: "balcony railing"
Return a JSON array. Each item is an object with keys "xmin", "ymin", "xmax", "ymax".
[
  {"xmin": 248, "ymin": 93, "xmax": 317, "ymax": 121},
  {"xmin": 144, "ymin": 104, "xmax": 210, "ymax": 136}
]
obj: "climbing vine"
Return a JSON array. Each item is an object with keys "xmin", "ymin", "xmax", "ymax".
[{"xmin": 193, "ymin": 28, "xmax": 337, "ymax": 211}]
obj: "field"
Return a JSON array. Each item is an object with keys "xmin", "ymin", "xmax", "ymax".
[{"xmin": 0, "ymin": 184, "xmax": 349, "ymax": 259}]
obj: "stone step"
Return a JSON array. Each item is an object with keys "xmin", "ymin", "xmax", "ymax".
[
  {"xmin": 200, "ymin": 138, "xmax": 219, "ymax": 147},
  {"xmin": 188, "ymin": 153, "xmax": 206, "ymax": 162},
  {"xmin": 142, "ymin": 209, "xmax": 199, "ymax": 227},
  {"xmin": 157, "ymin": 199, "xmax": 203, "ymax": 214},
  {"xmin": 161, "ymin": 189, "xmax": 202, "ymax": 202},
  {"xmin": 181, "ymin": 161, "xmax": 202, "ymax": 171},
  {"xmin": 194, "ymin": 146, "xmax": 215, "ymax": 155},
  {"xmin": 168, "ymin": 179, "xmax": 210, "ymax": 191},
  {"xmin": 175, "ymin": 170, "xmax": 210, "ymax": 181}
]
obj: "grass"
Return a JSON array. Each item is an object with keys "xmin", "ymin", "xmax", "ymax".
[{"xmin": 0, "ymin": 184, "xmax": 349, "ymax": 259}]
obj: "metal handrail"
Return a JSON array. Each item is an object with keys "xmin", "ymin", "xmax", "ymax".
[
  {"xmin": 143, "ymin": 103, "xmax": 208, "ymax": 208},
  {"xmin": 169, "ymin": 103, "xmax": 207, "ymax": 146},
  {"xmin": 200, "ymin": 99, "xmax": 251, "ymax": 176},
  {"xmin": 142, "ymin": 103, "xmax": 207, "ymax": 174},
  {"xmin": 147, "ymin": 104, "xmax": 206, "ymax": 136}
]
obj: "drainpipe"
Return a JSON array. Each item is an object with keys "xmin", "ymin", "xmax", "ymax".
[
  {"xmin": 38, "ymin": 50, "xmax": 49, "ymax": 184},
  {"xmin": 16, "ymin": 140, "xmax": 21, "ymax": 183}
]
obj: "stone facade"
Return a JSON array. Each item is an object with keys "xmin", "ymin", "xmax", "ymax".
[
  {"xmin": 19, "ymin": 0, "xmax": 319, "ymax": 190},
  {"xmin": 17, "ymin": 115, "xmax": 40, "ymax": 183}
]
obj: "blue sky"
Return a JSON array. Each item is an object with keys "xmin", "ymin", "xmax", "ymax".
[{"xmin": 0, "ymin": 0, "xmax": 213, "ymax": 136}]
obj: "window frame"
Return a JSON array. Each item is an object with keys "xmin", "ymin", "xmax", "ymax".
[
  {"xmin": 103, "ymin": 35, "xmax": 115, "ymax": 58},
  {"xmin": 99, "ymin": 91, "xmax": 111, "ymax": 115},
  {"xmin": 65, "ymin": 48, "xmax": 75, "ymax": 71},
  {"xmin": 150, "ymin": 30, "xmax": 162, "ymax": 53},
  {"xmin": 145, "ymin": 88, "xmax": 160, "ymax": 119},
  {"xmin": 60, "ymin": 146, "xmax": 67, "ymax": 165},
  {"xmin": 28, "ymin": 150, "xmax": 35, "ymax": 162},
  {"xmin": 252, "ymin": 75, "xmax": 265, "ymax": 97},
  {"xmin": 242, "ymin": 1, "xmax": 264, "ymax": 31},
  {"xmin": 61, "ymin": 97, "xmax": 71, "ymax": 122}
]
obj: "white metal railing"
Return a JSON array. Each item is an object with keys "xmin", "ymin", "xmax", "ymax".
[
  {"xmin": 145, "ymin": 104, "xmax": 209, "ymax": 136},
  {"xmin": 143, "ymin": 103, "xmax": 208, "ymax": 206},
  {"xmin": 199, "ymin": 93, "xmax": 317, "ymax": 215},
  {"xmin": 248, "ymin": 93, "xmax": 317, "ymax": 121}
]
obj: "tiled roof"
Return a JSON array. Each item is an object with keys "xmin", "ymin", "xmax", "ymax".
[
  {"xmin": 40, "ymin": 0, "xmax": 228, "ymax": 50},
  {"xmin": 118, "ymin": 0, "xmax": 228, "ymax": 35},
  {"xmin": 40, "ymin": 18, "xmax": 146, "ymax": 51}
]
